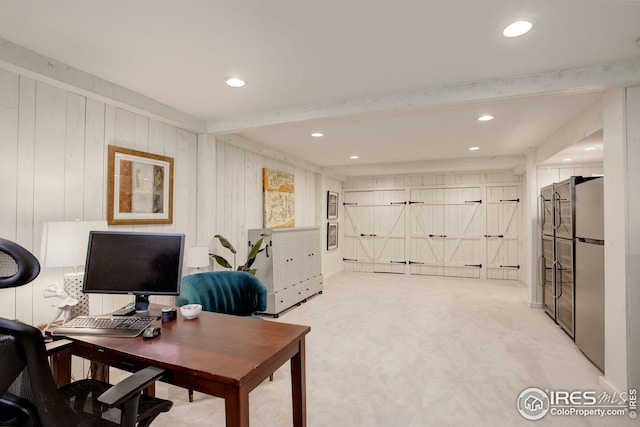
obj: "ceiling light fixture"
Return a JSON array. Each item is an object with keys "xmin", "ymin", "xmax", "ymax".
[
  {"xmin": 350, "ymin": 155, "xmax": 359, "ymax": 160},
  {"xmin": 478, "ymin": 115, "xmax": 494, "ymax": 122},
  {"xmin": 469, "ymin": 146, "xmax": 480, "ymax": 151},
  {"xmin": 584, "ymin": 146, "xmax": 596, "ymax": 151},
  {"xmin": 311, "ymin": 132, "xmax": 323, "ymax": 138},
  {"xmin": 503, "ymin": 21, "xmax": 532, "ymax": 38},
  {"xmin": 562, "ymin": 158, "xmax": 572, "ymax": 162},
  {"xmin": 225, "ymin": 77, "xmax": 246, "ymax": 88}
]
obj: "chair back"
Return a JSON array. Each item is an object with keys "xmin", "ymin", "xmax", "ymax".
[
  {"xmin": 178, "ymin": 271, "xmax": 267, "ymax": 316},
  {"xmin": 0, "ymin": 238, "xmax": 79, "ymax": 426},
  {"xmin": 0, "ymin": 238, "xmax": 40, "ymax": 289}
]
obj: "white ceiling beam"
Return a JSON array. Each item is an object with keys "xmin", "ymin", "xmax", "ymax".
[
  {"xmin": 207, "ymin": 58, "xmax": 640, "ymax": 135},
  {"xmin": 0, "ymin": 37, "xmax": 207, "ymax": 133},
  {"xmin": 322, "ymin": 154, "xmax": 527, "ymax": 177}
]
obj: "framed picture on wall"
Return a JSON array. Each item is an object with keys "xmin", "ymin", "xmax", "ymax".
[
  {"xmin": 107, "ymin": 145, "xmax": 174, "ymax": 225},
  {"xmin": 327, "ymin": 222, "xmax": 338, "ymax": 250},
  {"xmin": 327, "ymin": 191, "xmax": 338, "ymax": 219}
]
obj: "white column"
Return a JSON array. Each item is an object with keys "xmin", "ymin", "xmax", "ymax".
[
  {"xmin": 625, "ymin": 86, "xmax": 640, "ymax": 391},
  {"xmin": 525, "ymin": 147, "xmax": 541, "ymax": 307},
  {"xmin": 601, "ymin": 88, "xmax": 628, "ymax": 392}
]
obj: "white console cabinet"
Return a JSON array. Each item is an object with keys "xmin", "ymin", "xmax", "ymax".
[{"xmin": 248, "ymin": 227, "xmax": 323, "ymax": 317}]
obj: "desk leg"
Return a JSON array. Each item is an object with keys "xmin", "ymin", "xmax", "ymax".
[
  {"xmin": 291, "ymin": 337, "xmax": 307, "ymax": 427},
  {"xmin": 50, "ymin": 347, "xmax": 71, "ymax": 387},
  {"xmin": 224, "ymin": 384, "xmax": 249, "ymax": 427}
]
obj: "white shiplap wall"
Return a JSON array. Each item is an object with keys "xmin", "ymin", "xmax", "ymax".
[
  {"xmin": 0, "ymin": 68, "xmax": 198, "ymax": 326},
  {"xmin": 212, "ymin": 139, "xmax": 321, "ymax": 269}
]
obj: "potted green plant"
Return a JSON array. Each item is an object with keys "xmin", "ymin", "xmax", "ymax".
[{"xmin": 210, "ymin": 234, "xmax": 266, "ymax": 275}]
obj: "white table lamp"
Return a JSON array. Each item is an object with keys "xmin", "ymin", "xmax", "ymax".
[
  {"xmin": 185, "ymin": 246, "xmax": 210, "ymax": 272},
  {"xmin": 40, "ymin": 220, "xmax": 108, "ymax": 319}
]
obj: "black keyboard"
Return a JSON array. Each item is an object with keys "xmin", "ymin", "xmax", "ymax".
[{"xmin": 52, "ymin": 316, "xmax": 157, "ymax": 337}]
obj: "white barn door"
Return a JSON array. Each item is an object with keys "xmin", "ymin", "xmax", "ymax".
[
  {"xmin": 409, "ymin": 187, "xmax": 483, "ymax": 278},
  {"xmin": 343, "ymin": 190, "xmax": 406, "ymax": 273},
  {"xmin": 485, "ymin": 186, "xmax": 520, "ymax": 280}
]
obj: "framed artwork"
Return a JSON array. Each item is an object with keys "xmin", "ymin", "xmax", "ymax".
[
  {"xmin": 327, "ymin": 222, "xmax": 338, "ymax": 250},
  {"xmin": 107, "ymin": 145, "xmax": 174, "ymax": 225},
  {"xmin": 263, "ymin": 168, "xmax": 295, "ymax": 228},
  {"xmin": 327, "ymin": 191, "xmax": 338, "ymax": 219}
]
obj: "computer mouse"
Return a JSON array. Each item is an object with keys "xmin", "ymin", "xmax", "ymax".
[{"xmin": 142, "ymin": 326, "xmax": 161, "ymax": 339}]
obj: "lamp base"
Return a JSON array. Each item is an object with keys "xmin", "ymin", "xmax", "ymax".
[{"xmin": 64, "ymin": 272, "xmax": 89, "ymax": 319}]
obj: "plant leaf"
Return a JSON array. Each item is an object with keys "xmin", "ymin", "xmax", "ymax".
[
  {"xmin": 211, "ymin": 254, "xmax": 232, "ymax": 269},
  {"xmin": 214, "ymin": 234, "xmax": 236, "ymax": 254},
  {"xmin": 247, "ymin": 237, "xmax": 264, "ymax": 261}
]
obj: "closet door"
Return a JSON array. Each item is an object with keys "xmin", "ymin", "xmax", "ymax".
[
  {"xmin": 372, "ymin": 191, "xmax": 406, "ymax": 273},
  {"xmin": 409, "ymin": 188, "xmax": 445, "ymax": 275},
  {"xmin": 485, "ymin": 185, "xmax": 520, "ymax": 280},
  {"xmin": 442, "ymin": 187, "xmax": 483, "ymax": 278},
  {"xmin": 409, "ymin": 187, "xmax": 482, "ymax": 278},
  {"xmin": 344, "ymin": 190, "xmax": 406, "ymax": 273}
]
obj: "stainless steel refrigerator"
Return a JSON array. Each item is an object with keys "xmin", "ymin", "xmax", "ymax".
[{"xmin": 574, "ymin": 177, "xmax": 605, "ymax": 372}]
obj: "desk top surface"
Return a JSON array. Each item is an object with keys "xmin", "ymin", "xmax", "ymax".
[{"xmin": 66, "ymin": 309, "xmax": 310, "ymax": 385}]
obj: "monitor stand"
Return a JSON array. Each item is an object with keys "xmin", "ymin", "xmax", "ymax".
[{"xmin": 134, "ymin": 295, "xmax": 162, "ymax": 318}]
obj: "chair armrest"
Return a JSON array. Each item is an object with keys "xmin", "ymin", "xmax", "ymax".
[
  {"xmin": 45, "ymin": 339, "xmax": 73, "ymax": 355},
  {"xmin": 97, "ymin": 366, "xmax": 165, "ymax": 407}
]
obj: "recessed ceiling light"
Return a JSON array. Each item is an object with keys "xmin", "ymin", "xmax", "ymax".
[
  {"xmin": 562, "ymin": 158, "xmax": 572, "ymax": 162},
  {"xmin": 225, "ymin": 77, "xmax": 246, "ymax": 88},
  {"xmin": 311, "ymin": 132, "xmax": 323, "ymax": 138},
  {"xmin": 478, "ymin": 115, "xmax": 494, "ymax": 122},
  {"xmin": 503, "ymin": 21, "xmax": 532, "ymax": 38},
  {"xmin": 469, "ymin": 146, "xmax": 480, "ymax": 151},
  {"xmin": 584, "ymin": 146, "xmax": 596, "ymax": 151},
  {"xmin": 350, "ymin": 155, "xmax": 359, "ymax": 160}
]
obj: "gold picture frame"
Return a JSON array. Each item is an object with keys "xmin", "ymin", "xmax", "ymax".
[{"xmin": 107, "ymin": 145, "xmax": 174, "ymax": 225}]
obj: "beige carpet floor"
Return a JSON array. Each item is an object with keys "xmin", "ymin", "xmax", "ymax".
[{"xmin": 144, "ymin": 272, "xmax": 633, "ymax": 427}]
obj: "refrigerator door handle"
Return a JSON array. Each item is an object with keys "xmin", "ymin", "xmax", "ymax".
[
  {"xmin": 552, "ymin": 260, "xmax": 559, "ymax": 298},
  {"xmin": 555, "ymin": 260, "xmax": 564, "ymax": 299},
  {"xmin": 537, "ymin": 194, "xmax": 545, "ymax": 227},
  {"xmin": 552, "ymin": 191, "xmax": 562, "ymax": 231}
]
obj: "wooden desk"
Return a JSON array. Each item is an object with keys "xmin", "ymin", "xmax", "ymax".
[{"xmin": 56, "ymin": 310, "xmax": 310, "ymax": 427}]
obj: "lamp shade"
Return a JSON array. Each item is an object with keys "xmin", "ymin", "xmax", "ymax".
[
  {"xmin": 40, "ymin": 220, "xmax": 108, "ymax": 268},
  {"xmin": 185, "ymin": 246, "xmax": 210, "ymax": 268}
]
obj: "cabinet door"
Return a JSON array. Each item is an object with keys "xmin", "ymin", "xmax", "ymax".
[
  {"xmin": 541, "ymin": 235, "xmax": 555, "ymax": 318},
  {"xmin": 485, "ymin": 186, "xmax": 520, "ymax": 280},
  {"xmin": 555, "ymin": 238, "xmax": 574, "ymax": 337},
  {"xmin": 554, "ymin": 180, "xmax": 573, "ymax": 239},
  {"xmin": 540, "ymin": 185, "xmax": 554, "ymax": 236},
  {"xmin": 273, "ymin": 234, "xmax": 299, "ymax": 290}
]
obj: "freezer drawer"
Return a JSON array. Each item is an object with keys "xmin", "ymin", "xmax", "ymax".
[{"xmin": 575, "ymin": 240, "xmax": 605, "ymax": 372}]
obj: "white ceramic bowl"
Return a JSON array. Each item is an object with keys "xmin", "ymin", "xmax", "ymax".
[{"xmin": 180, "ymin": 304, "xmax": 202, "ymax": 319}]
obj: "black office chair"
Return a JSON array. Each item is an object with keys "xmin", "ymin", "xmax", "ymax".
[{"xmin": 0, "ymin": 237, "xmax": 173, "ymax": 427}]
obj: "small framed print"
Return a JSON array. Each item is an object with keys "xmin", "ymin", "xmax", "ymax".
[
  {"xmin": 107, "ymin": 145, "xmax": 174, "ymax": 225},
  {"xmin": 327, "ymin": 191, "xmax": 338, "ymax": 220},
  {"xmin": 327, "ymin": 222, "xmax": 338, "ymax": 250}
]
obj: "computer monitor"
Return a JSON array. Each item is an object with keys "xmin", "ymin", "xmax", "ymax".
[{"xmin": 82, "ymin": 231, "xmax": 185, "ymax": 315}]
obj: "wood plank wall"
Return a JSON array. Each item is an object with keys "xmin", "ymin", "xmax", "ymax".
[
  {"xmin": 213, "ymin": 139, "xmax": 320, "ymax": 267},
  {"xmin": 0, "ymin": 69, "xmax": 198, "ymax": 325}
]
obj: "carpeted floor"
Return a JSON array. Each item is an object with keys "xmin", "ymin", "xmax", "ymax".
[{"xmin": 144, "ymin": 272, "xmax": 633, "ymax": 426}]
